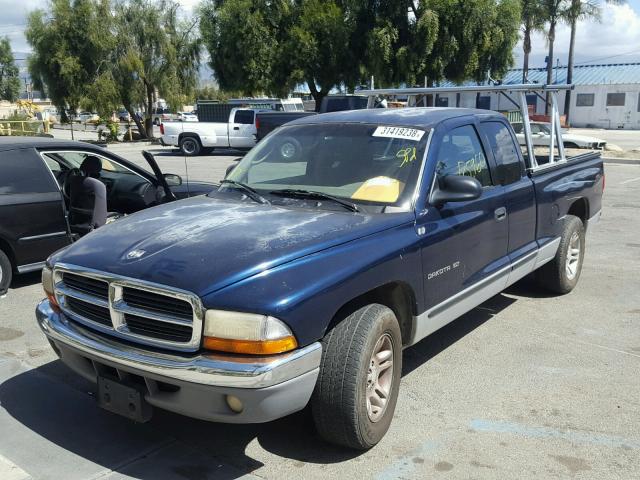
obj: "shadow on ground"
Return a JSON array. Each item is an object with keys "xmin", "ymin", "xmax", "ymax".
[
  {"xmin": 9, "ymin": 271, "xmax": 41, "ymax": 291},
  {"xmin": 0, "ymin": 282, "xmax": 543, "ymax": 479}
]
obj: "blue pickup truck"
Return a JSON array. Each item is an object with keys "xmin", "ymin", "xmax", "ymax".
[{"xmin": 37, "ymin": 106, "xmax": 603, "ymax": 449}]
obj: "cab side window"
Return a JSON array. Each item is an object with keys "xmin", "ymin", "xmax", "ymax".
[
  {"xmin": 436, "ymin": 125, "xmax": 492, "ymax": 187},
  {"xmin": 480, "ymin": 121, "xmax": 523, "ymax": 185}
]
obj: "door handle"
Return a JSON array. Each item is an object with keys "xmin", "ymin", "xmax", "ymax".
[
  {"xmin": 494, "ymin": 207, "xmax": 507, "ymax": 221},
  {"xmin": 233, "ymin": 127, "xmax": 240, "ymax": 130}
]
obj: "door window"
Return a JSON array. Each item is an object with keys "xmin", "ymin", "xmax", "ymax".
[
  {"xmin": 480, "ymin": 122, "xmax": 523, "ymax": 185},
  {"xmin": 43, "ymin": 152, "xmax": 134, "ymax": 174},
  {"xmin": 436, "ymin": 125, "xmax": 492, "ymax": 187}
]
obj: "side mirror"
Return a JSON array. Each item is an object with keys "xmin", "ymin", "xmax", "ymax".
[
  {"xmin": 430, "ymin": 174, "xmax": 482, "ymax": 206},
  {"xmin": 163, "ymin": 173, "xmax": 182, "ymax": 186}
]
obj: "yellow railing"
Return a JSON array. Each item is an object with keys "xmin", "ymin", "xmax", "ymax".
[{"xmin": 0, "ymin": 120, "xmax": 50, "ymax": 136}]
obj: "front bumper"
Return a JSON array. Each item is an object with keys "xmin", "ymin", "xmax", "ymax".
[{"xmin": 36, "ymin": 300, "xmax": 321, "ymax": 423}]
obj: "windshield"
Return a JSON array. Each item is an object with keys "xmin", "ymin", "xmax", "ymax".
[{"xmin": 225, "ymin": 123, "xmax": 429, "ymax": 207}]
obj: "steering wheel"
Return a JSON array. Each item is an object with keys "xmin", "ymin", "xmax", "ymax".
[{"xmin": 61, "ymin": 168, "xmax": 82, "ymax": 201}]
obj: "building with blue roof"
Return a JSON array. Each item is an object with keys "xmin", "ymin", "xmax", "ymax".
[{"xmin": 436, "ymin": 63, "xmax": 640, "ymax": 129}]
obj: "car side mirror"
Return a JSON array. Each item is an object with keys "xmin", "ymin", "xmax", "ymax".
[
  {"xmin": 430, "ymin": 174, "xmax": 482, "ymax": 206},
  {"xmin": 163, "ymin": 173, "xmax": 182, "ymax": 186}
]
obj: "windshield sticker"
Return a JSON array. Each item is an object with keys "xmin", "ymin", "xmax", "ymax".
[
  {"xmin": 396, "ymin": 146, "xmax": 417, "ymax": 167},
  {"xmin": 373, "ymin": 126, "xmax": 425, "ymax": 141},
  {"xmin": 457, "ymin": 153, "xmax": 486, "ymax": 177}
]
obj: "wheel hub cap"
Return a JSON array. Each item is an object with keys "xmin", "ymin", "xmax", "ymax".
[
  {"xmin": 366, "ymin": 333, "xmax": 394, "ymax": 422},
  {"xmin": 566, "ymin": 231, "xmax": 581, "ymax": 280}
]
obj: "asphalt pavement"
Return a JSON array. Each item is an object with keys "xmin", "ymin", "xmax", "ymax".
[{"xmin": 0, "ymin": 153, "xmax": 639, "ymax": 479}]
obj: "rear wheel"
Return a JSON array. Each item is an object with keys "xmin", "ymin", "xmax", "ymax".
[
  {"xmin": 536, "ymin": 215, "xmax": 585, "ymax": 294},
  {"xmin": 311, "ymin": 304, "xmax": 402, "ymax": 450},
  {"xmin": 0, "ymin": 250, "xmax": 12, "ymax": 295},
  {"xmin": 179, "ymin": 136, "xmax": 201, "ymax": 156}
]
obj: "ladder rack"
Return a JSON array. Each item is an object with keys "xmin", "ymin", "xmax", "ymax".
[{"xmin": 359, "ymin": 84, "xmax": 575, "ymax": 169}]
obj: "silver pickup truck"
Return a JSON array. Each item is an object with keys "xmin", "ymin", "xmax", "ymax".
[{"xmin": 160, "ymin": 108, "xmax": 261, "ymax": 156}]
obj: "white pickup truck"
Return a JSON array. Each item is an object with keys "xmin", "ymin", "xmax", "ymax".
[{"xmin": 160, "ymin": 108, "xmax": 261, "ymax": 156}]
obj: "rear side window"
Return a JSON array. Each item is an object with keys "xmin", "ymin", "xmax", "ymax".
[
  {"xmin": 436, "ymin": 125, "xmax": 492, "ymax": 187},
  {"xmin": 480, "ymin": 122, "xmax": 523, "ymax": 185},
  {"xmin": 0, "ymin": 148, "xmax": 57, "ymax": 194},
  {"xmin": 234, "ymin": 110, "xmax": 255, "ymax": 124}
]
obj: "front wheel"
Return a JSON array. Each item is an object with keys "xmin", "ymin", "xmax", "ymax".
[
  {"xmin": 179, "ymin": 136, "xmax": 201, "ymax": 156},
  {"xmin": 0, "ymin": 249, "xmax": 12, "ymax": 295},
  {"xmin": 311, "ymin": 304, "xmax": 402, "ymax": 450},
  {"xmin": 536, "ymin": 215, "xmax": 585, "ymax": 294}
]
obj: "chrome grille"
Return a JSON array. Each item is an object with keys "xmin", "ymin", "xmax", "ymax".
[
  {"xmin": 122, "ymin": 288, "xmax": 192, "ymax": 320},
  {"xmin": 53, "ymin": 264, "xmax": 204, "ymax": 352},
  {"xmin": 66, "ymin": 297, "xmax": 111, "ymax": 326}
]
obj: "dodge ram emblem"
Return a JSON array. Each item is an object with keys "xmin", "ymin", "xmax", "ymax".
[{"xmin": 126, "ymin": 249, "xmax": 146, "ymax": 259}]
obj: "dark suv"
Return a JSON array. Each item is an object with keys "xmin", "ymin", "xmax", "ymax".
[{"xmin": 0, "ymin": 137, "xmax": 212, "ymax": 294}]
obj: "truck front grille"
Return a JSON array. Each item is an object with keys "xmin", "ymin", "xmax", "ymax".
[
  {"xmin": 53, "ymin": 264, "xmax": 203, "ymax": 352},
  {"xmin": 125, "ymin": 314, "xmax": 193, "ymax": 342},
  {"xmin": 122, "ymin": 288, "xmax": 193, "ymax": 321},
  {"xmin": 66, "ymin": 297, "xmax": 111, "ymax": 326},
  {"xmin": 63, "ymin": 272, "xmax": 109, "ymax": 300}
]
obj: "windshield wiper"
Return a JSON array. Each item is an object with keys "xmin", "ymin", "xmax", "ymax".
[
  {"xmin": 219, "ymin": 180, "xmax": 270, "ymax": 205},
  {"xmin": 269, "ymin": 189, "xmax": 359, "ymax": 212}
]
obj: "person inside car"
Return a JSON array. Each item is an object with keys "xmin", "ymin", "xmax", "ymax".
[{"xmin": 69, "ymin": 155, "xmax": 107, "ymax": 231}]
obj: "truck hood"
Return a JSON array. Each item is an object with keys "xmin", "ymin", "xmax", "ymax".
[{"xmin": 53, "ymin": 195, "xmax": 412, "ymax": 297}]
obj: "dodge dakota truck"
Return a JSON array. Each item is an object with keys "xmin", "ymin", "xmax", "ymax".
[{"xmin": 37, "ymin": 91, "xmax": 603, "ymax": 449}]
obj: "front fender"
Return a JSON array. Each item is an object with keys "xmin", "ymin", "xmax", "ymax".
[{"xmin": 201, "ymin": 221, "xmax": 424, "ymax": 346}]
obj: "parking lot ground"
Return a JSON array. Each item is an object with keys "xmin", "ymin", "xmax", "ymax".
[{"xmin": 0, "ymin": 162, "xmax": 639, "ymax": 480}]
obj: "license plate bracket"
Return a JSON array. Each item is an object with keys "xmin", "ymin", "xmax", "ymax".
[{"xmin": 97, "ymin": 376, "xmax": 152, "ymax": 422}]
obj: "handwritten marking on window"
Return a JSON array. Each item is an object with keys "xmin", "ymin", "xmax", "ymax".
[
  {"xmin": 396, "ymin": 146, "xmax": 417, "ymax": 167},
  {"xmin": 457, "ymin": 153, "xmax": 485, "ymax": 177}
]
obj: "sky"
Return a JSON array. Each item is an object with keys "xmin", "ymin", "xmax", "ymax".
[{"xmin": 2, "ymin": 0, "xmax": 640, "ymax": 72}]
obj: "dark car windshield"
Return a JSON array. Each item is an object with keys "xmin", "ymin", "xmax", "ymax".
[{"xmin": 225, "ymin": 123, "xmax": 429, "ymax": 208}]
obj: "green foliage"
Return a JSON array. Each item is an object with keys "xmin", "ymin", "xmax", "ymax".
[
  {"xmin": 0, "ymin": 37, "xmax": 21, "ymax": 102},
  {"xmin": 26, "ymin": 0, "xmax": 200, "ymax": 138},
  {"xmin": 200, "ymin": 0, "xmax": 282, "ymax": 95},
  {"xmin": 26, "ymin": 0, "xmax": 115, "ymax": 119}
]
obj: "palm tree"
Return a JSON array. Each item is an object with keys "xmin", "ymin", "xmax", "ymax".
[
  {"xmin": 542, "ymin": 0, "xmax": 570, "ymax": 114},
  {"xmin": 521, "ymin": 0, "xmax": 546, "ymax": 83},
  {"xmin": 564, "ymin": 1, "xmax": 623, "ymax": 123}
]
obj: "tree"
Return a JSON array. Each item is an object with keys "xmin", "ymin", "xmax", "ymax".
[
  {"xmin": 0, "ymin": 37, "xmax": 21, "ymax": 102},
  {"xmin": 108, "ymin": 0, "xmax": 201, "ymax": 137},
  {"xmin": 520, "ymin": 0, "xmax": 546, "ymax": 82},
  {"xmin": 541, "ymin": 0, "xmax": 569, "ymax": 113},
  {"xmin": 199, "ymin": 0, "xmax": 286, "ymax": 96},
  {"xmin": 286, "ymin": 0, "xmax": 360, "ymax": 108},
  {"xmin": 563, "ymin": 1, "xmax": 621, "ymax": 123},
  {"xmin": 26, "ymin": 0, "xmax": 114, "ymax": 121},
  {"xmin": 26, "ymin": 0, "xmax": 200, "ymax": 137}
]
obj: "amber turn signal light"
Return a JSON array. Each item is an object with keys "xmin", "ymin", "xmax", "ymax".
[{"xmin": 203, "ymin": 336, "xmax": 298, "ymax": 355}]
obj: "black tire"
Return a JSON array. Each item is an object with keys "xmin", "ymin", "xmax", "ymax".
[
  {"xmin": 179, "ymin": 136, "xmax": 201, "ymax": 156},
  {"xmin": 311, "ymin": 304, "xmax": 402, "ymax": 450},
  {"xmin": 0, "ymin": 249, "xmax": 12, "ymax": 295},
  {"xmin": 536, "ymin": 215, "xmax": 585, "ymax": 294}
]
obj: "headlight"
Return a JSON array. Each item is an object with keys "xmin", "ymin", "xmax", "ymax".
[
  {"xmin": 42, "ymin": 266, "xmax": 60, "ymax": 310},
  {"xmin": 203, "ymin": 310, "xmax": 298, "ymax": 355}
]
